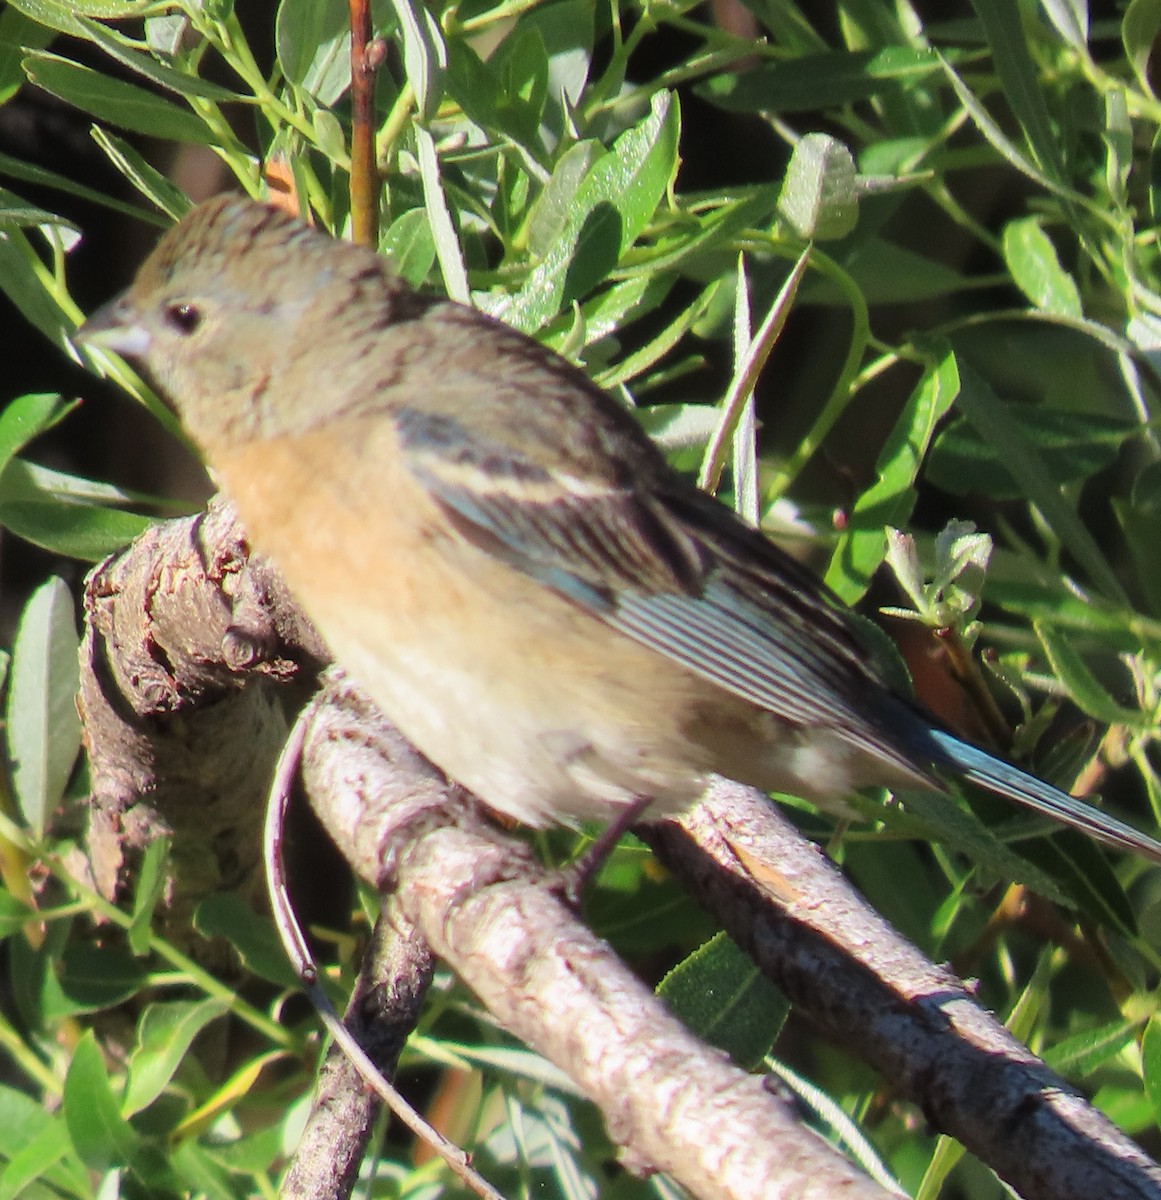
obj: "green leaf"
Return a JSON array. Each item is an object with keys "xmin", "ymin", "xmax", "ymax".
[
  {"xmin": 1034, "ymin": 622, "xmax": 1147, "ymax": 728},
  {"xmin": 574, "ymin": 273, "xmax": 671, "ymax": 348},
  {"xmin": 1114, "ymin": 494, "xmax": 1161, "ymax": 618},
  {"xmin": 777, "ymin": 133, "xmax": 858, "ymax": 240},
  {"xmin": 1105, "ymin": 90, "xmax": 1133, "ymax": 205},
  {"xmin": 0, "ymin": 394, "xmax": 73, "ymax": 481},
  {"xmin": 495, "ymin": 25, "xmax": 549, "ymax": 132},
  {"xmin": 5, "ymin": 577, "xmax": 81, "ymax": 838},
  {"xmin": 802, "ymin": 239, "xmax": 970, "ymax": 305},
  {"xmin": 194, "ymin": 894, "xmax": 297, "ymax": 988},
  {"xmin": 1040, "ymin": 0, "xmax": 1088, "ymax": 47},
  {"xmin": 1002, "ymin": 217, "xmax": 1082, "ymax": 316},
  {"xmin": 927, "ymin": 407, "xmax": 1131, "ymax": 499},
  {"xmin": 23, "ymin": 52, "xmax": 217, "ymax": 143},
  {"xmin": 970, "ymin": 0, "xmax": 1067, "ymax": 185},
  {"xmin": 76, "ymin": 16, "xmax": 240, "ymax": 101},
  {"xmin": 638, "ymin": 401, "xmax": 719, "ymax": 467},
  {"xmin": 127, "ymin": 836, "xmax": 170, "ymax": 957},
  {"xmin": 446, "ymin": 42, "xmax": 532, "ymax": 154},
  {"xmin": 170, "ymin": 1139, "xmax": 243, "ymax": 1199},
  {"xmin": 497, "ymin": 90, "xmax": 680, "ymax": 332},
  {"xmin": 0, "ymin": 457, "xmax": 149, "ymax": 508},
  {"xmin": 415, "ymin": 124, "xmax": 469, "ymax": 303},
  {"xmin": 1143, "ymin": 1015, "xmax": 1161, "ymax": 1124},
  {"xmin": 1043, "ymin": 1018, "xmax": 1138, "ymax": 1078},
  {"xmin": 628, "ymin": 189, "xmax": 770, "ymax": 280},
  {"xmin": 0, "ymin": 6, "xmax": 53, "ymax": 105},
  {"xmin": 0, "ymin": 1116, "xmax": 85, "ymax": 1200},
  {"xmin": 90, "ymin": 127, "xmax": 192, "ymax": 220},
  {"xmin": 64, "ymin": 1033, "xmax": 179, "ymax": 1192},
  {"xmin": 938, "ymin": 52, "xmax": 1080, "ymax": 202},
  {"xmin": 389, "ymin": 0, "xmax": 446, "ymax": 120},
  {"xmin": 123, "ymin": 998, "xmax": 230, "ymax": 1116},
  {"xmin": 0, "ymin": 1085, "xmax": 88, "ymax": 1200},
  {"xmin": 697, "ymin": 45, "xmax": 941, "ymax": 113},
  {"xmin": 380, "ymin": 207, "xmax": 436, "ymax": 287},
  {"xmin": 276, "ymin": 0, "xmax": 350, "ymax": 105},
  {"xmin": 0, "ymin": 148, "xmax": 167, "ymax": 226},
  {"xmin": 0, "ymin": 891, "xmax": 34, "ymax": 942},
  {"xmin": 595, "ymin": 279, "xmax": 721, "ymax": 389},
  {"xmin": 657, "ymin": 933, "xmax": 788, "ymax": 1069},
  {"xmin": 0, "ymin": 499, "xmax": 153, "ymax": 559},
  {"xmin": 51, "ymin": 944, "xmax": 149, "ymax": 1017},
  {"xmin": 865, "ymin": 788, "xmax": 1072, "ymax": 906},
  {"xmin": 0, "ymin": 184, "xmax": 77, "ymax": 231},
  {"xmin": 826, "ymin": 341, "xmax": 960, "ymax": 602},
  {"xmin": 64, "ymin": 1033, "xmax": 140, "ymax": 1172},
  {"xmin": 946, "ymin": 366, "xmax": 1127, "ymax": 602},
  {"xmin": 0, "ymin": 228, "xmax": 74, "ymax": 345},
  {"xmin": 8, "ymin": 0, "xmax": 149, "ymax": 26},
  {"xmin": 1123, "ymin": 0, "xmax": 1161, "ymax": 96},
  {"xmin": 524, "ymin": 142, "xmax": 600, "ymax": 258}
]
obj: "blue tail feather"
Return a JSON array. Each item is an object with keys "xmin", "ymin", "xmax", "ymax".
[{"xmin": 925, "ymin": 729, "xmax": 1161, "ymax": 864}]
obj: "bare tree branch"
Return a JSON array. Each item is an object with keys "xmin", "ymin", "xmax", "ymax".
[
  {"xmin": 299, "ymin": 675, "xmax": 898, "ymax": 1199},
  {"xmin": 640, "ymin": 786, "xmax": 1161, "ymax": 1200},
  {"xmin": 76, "ymin": 504, "xmax": 1161, "ymax": 1199},
  {"xmin": 281, "ymin": 905, "xmax": 435, "ymax": 1200},
  {"xmin": 78, "ymin": 499, "xmax": 316, "ymax": 961}
]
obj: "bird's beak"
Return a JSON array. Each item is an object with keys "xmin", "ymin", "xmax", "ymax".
[{"xmin": 75, "ymin": 293, "xmax": 152, "ymax": 360}]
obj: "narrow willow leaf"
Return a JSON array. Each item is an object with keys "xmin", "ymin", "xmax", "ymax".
[
  {"xmin": 23, "ymin": 52, "xmax": 216, "ymax": 143},
  {"xmin": 0, "ymin": 499, "xmax": 152, "ymax": 559},
  {"xmin": 954, "ymin": 364, "xmax": 1127, "ymax": 603},
  {"xmin": 0, "ymin": 149, "xmax": 166, "ymax": 225},
  {"xmin": 380, "ymin": 208, "xmax": 436, "ymax": 287},
  {"xmin": 127, "ymin": 836, "xmax": 170, "ymax": 957},
  {"xmin": 697, "ymin": 45, "xmax": 941, "ymax": 113},
  {"xmin": 123, "ymin": 998, "xmax": 230, "ymax": 1116},
  {"xmin": 1143, "ymin": 1015, "xmax": 1161, "ymax": 1125},
  {"xmin": 1123, "ymin": 0, "xmax": 1161, "ymax": 96},
  {"xmin": 389, "ymin": 0, "xmax": 446, "ymax": 120},
  {"xmin": 1034, "ymin": 621, "xmax": 1148, "ymax": 728},
  {"xmin": 77, "ymin": 16, "xmax": 240, "ymax": 102},
  {"xmin": 5, "ymin": 577, "xmax": 81, "ymax": 838},
  {"xmin": 415, "ymin": 125, "xmax": 469, "ymax": 303},
  {"xmin": 0, "ymin": 228, "xmax": 74, "ymax": 344},
  {"xmin": 657, "ymin": 933, "xmax": 788, "ymax": 1069},
  {"xmin": 1040, "ymin": 0, "xmax": 1088, "ymax": 47},
  {"xmin": 64, "ymin": 1034, "xmax": 141, "ymax": 1173},
  {"xmin": 0, "ymin": 394, "xmax": 73, "ymax": 480},
  {"xmin": 275, "ymin": 0, "xmax": 350, "ymax": 105},
  {"xmin": 91, "ymin": 127, "xmax": 193, "ymax": 219},
  {"xmin": 938, "ymin": 52, "xmax": 1082, "ymax": 203},
  {"xmin": 1042, "ymin": 1018, "xmax": 1138, "ymax": 1077},
  {"xmin": 0, "ymin": 7, "xmax": 53, "ymax": 104},
  {"xmin": 826, "ymin": 341, "xmax": 960, "ymax": 602},
  {"xmin": 1002, "ymin": 217, "xmax": 1082, "ymax": 316},
  {"xmin": 970, "ymin": 0, "xmax": 1067, "ymax": 184}
]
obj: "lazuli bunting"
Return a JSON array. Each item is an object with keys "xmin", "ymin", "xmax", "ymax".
[{"xmin": 76, "ymin": 195, "xmax": 1161, "ymax": 866}]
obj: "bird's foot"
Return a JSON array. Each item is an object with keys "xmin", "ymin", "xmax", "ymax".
[{"xmin": 552, "ymin": 795, "xmax": 653, "ymax": 910}]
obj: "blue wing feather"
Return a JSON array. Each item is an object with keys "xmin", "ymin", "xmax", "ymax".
[{"xmin": 395, "ymin": 403, "xmax": 1161, "ymax": 864}]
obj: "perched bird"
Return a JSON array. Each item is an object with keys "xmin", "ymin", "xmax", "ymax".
[{"xmin": 78, "ymin": 194, "xmax": 1161, "ymax": 865}]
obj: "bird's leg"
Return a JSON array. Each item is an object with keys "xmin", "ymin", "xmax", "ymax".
[{"xmin": 555, "ymin": 794, "xmax": 654, "ymax": 909}]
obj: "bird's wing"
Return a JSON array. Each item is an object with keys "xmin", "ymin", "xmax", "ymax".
[{"xmin": 394, "ymin": 403, "xmax": 928, "ymax": 779}]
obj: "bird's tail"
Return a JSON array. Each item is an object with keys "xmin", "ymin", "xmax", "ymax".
[{"xmin": 926, "ymin": 728, "xmax": 1161, "ymax": 865}]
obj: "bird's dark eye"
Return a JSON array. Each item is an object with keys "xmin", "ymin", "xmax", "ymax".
[{"xmin": 164, "ymin": 302, "xmax": 202, "ymax": 334}]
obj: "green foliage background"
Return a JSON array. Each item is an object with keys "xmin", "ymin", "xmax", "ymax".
[{"xmin": 2, "ymin": 0, "xmax": 1161, "ymax": 1196}]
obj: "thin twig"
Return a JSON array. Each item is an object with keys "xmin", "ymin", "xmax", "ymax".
[
  {"xmin": 265, "ymin": 693, "xmax": 504, "ymax": 1200},
  {"xmin": 349, "ymin": 0, "xmax": 379, "ymax": 245}
]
